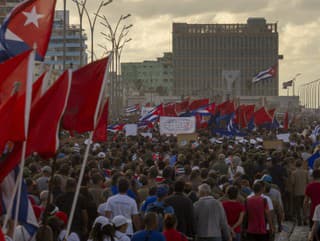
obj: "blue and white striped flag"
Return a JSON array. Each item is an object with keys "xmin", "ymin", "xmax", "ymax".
[
  {"xmin": 252, "ymin": 65, "xmax": 277, "ymax": 84},
  {"xmin": 313, "ymin": 125, "xmax": 320, "ymax": 136}
]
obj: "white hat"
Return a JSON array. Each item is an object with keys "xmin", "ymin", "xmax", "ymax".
[
  {"xmin": 97, "ymin": 152, "xmax": 106, "ymax": 158},
  {"xmin": 41, "ymin": 166, "xmax": 52, "ymax": 173},
  {"xmin": 94, "ymin": 216, "xmax": 110, "ymax": 228},
  {"xmin": 112, "ymin": 215, "xmax": 128, "ymax": 228}
]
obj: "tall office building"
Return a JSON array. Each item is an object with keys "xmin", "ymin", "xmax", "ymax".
[
  {"xmin": 122, "ymin": 52, "xmax": 173, "ymax": 96},
  {"xmin": 173, "ymin": 18, "xmax": 279, "ymax": 98},
  {"xmin": 0, "ymin": 0, "xmax": 22, "ymax": 24},
  {"xmin": 44, "ymin": 10, "xmax": 87, "ymax": 71}
]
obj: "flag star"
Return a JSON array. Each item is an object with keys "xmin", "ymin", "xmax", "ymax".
[{"xmin": 22, "ymin": 6, "xmax": 44, "ymax": 28}]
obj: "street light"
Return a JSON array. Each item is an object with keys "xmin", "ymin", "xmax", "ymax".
[
  {"xmin": 292, "ymin": 73, "xmax": 301, "ymax": 96},
  {"xmin": 98, "ymin": 13, "xmax": 132, "ymax": 117},
  {"xmin": 72, "ymin": 0, "xmax": 113, "ymax": 65}
]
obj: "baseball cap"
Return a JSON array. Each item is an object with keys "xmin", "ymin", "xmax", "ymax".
[
  {"xmin": 93, "ymin": 216, "xmax": 110, "ymax": 229},
  {"xmin": 261, "ymin": 174, "xmax": 272, "ymax": 183},
  {"xmin": 112, "ymin": 215, "xmax": 128, "ymax": 228}
]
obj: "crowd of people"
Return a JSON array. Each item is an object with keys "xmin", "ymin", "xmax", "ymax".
[{"xmin": 2, "ymin": 118, "xmax": 320, "ymax": 241}]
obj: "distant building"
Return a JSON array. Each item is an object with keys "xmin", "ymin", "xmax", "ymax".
[
  {"xmin": 173, "ymin": 18, "xmax": 280, "ymax": 98},
  {"xmin": 121, "ymin": 52, "xmax": 173, "ymax": 96},
  {"xmin": 44, "ymin": 10, "xmax": 87, "ymax": 72},
  {"xmin": 0, "ymin": 0, "xmax": 22, "ymax": 24}
]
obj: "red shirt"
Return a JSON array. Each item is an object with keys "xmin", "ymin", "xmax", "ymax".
[
  {"xmin": 222, "ymin": 200, "xmax": 245, "ymax": 233},
  {"xmin": 163, "ymin": 229, "xmax": 188, "ymax": 241},
  {"xmin": 305, "ymin": 181, "xmax": 320, "ymax": 217},
  {"xmin": 246, "ymin": 195, "xmax": 268, "ymax": 234}
]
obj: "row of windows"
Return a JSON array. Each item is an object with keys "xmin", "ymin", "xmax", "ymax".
[{"xmin": 173, "ymin": 36, "xmax": 277, "ymax": 50}]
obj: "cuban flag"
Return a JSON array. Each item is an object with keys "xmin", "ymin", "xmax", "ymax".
[
  {"xmin": 107, "ymin": 124, "xmax": 124, "ymax": 133},
  {"xmin": 313, "ymin": 125, "xmax": 320, "ymax": 137},
  {"xmin": 0, "ymin": 0, "xmax": 57, "ymax": 61},
  {"xmin": 124, "ymin": 104, "xmax": 140, "ymax": 114},
  {"xmin": 252, "ymin": 64, "xmax": 277, "ymax": 84},
  {"xmin": 1, "ymin": 168, "xmax": 38, "ymax": 237},
  {"xmin": 139, "ymin": 104, "xmax": 163, "ymax": 122}
]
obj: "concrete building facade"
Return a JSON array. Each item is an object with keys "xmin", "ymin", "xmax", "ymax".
[
  {"xmin": 44, "ymin": 10, "xmax": 87, "ymax": 72},
  {"xmin": 173, "ymin": 18, "xmax": 279, "ymax": 98},
  {"xmin": 122, "ymin": 52, "xmax": 173, "ymax": 96}
]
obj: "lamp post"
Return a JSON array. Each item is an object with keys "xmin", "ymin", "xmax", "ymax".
[
  {"xmin": 63, "ymin": 0, "xmax": 67, "ymax": 70},
  {"xmin": 72, "ymin": 0, "xmax": 112, "ymax": 65},
  {"xmin": 99, "ymin": 14, "xmax": 132, "ymax": 117},
  {"xmin": 292, "ymin": 73, "xmax": 301, "ymax": 96}
]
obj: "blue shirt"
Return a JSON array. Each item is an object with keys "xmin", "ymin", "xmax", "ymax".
[
  {"xmin": 140, "ymin": 196, "xmax": 157, "ymax": 212},
  {"xmin": 146, "ymin": 201, "xmax": 175, "ymax": 214},
  {"xmin": 131, "ymin": 230, "xmax": 165, "ymax": 241}
]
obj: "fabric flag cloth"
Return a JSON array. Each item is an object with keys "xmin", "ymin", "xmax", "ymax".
[
  {"xmin": 175, "ymin": 100, "xmax": 189, "ymax": 115},
  {"xmin": 139, "ymin": 104, "xmax": 163, "ymax": 122},
  {"xmin": 0, "ymin": 71, "xmax": 71, "ymax": 182},
  {"xmin": 252, "ymin": 64, "xmax": 277, "ymax": 84},
  {"xmin": 163, "ymin": 103, "xmax": 177, "ymax": 117},
  {"xmin": 216, "ymin": 100, "xmax": 235, "ymax": 116},
  {"xmin": 0, "ymin": 0, "xmax": 57, "ymax": 61},
  {"xmin": 254, "ymin": 107, "xmax": 273, "ymax": 126},
  {"xmin": 0, "ymin": 50, "xmax": 34, "ymax": 155},
  {"xmin": 31, "ymin": 71, "xmax": 45, "ymax": 104},
  {"xmin": 283, "ymin": 112, "xmax": 289, "ymax": 130},
  {"xmin": 313, "ymin": 125, "xmax": 320, "ymax": 137},
  {"xmin": 189, "ymin": 98, "xmax": 209, "ymax": 111},
  {"xmin": 107, "ymin": 124, "xmax": 124, "ymax": 133},
  {"xmin": 93, "ymin": 99, "xmax": 109, "ymax": 142},
  {"xmin": 63, "ymin": 57, "xmax": 109, "ymax": 133},
  {"xmin": 282, "ymin": 80, "xmax": 293, "ymax": 89},
  {"xmin": 1, "ymin": 168, "xmax": 39, "ymax": 237},
  {"xmin": 308, "ymin": 151, "xmax": 320, "ymax": 169},
  {"xmin": 235, "ymin": 105, "xmax": 255, "ymax": 129},
  {"xmin": 124, "ymin": 104, "xmax": 139, "ymax": 115}
]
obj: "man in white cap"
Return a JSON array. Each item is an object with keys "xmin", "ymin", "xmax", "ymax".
[{"xmin": 113, "ymin": 215, "xmax": 130, "ymax": 241}]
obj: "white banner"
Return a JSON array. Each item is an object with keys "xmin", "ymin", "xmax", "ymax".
[
  {"xmin": 159, "ymin": 116, "xmax": 196, "ymax": 135},
  {"xmin": 124, "ymin": 124, "xmax": 138, "ymax": 137}
]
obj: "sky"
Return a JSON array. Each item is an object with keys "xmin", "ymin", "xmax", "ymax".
[{"xmin": 57, "ymin": 0, "xmax": 320, "ymax": 95}]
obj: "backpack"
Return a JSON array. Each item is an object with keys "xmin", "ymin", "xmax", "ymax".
[{"xmin": 146, "ymin": 203, "xmax": 168, "ymax": 231}]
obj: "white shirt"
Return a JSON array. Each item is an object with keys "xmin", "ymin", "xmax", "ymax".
[
  {"xmin": 313, "ymin": 205, "xmax": 320, "ymax": 221},
  {"xmin": 228, "ymin": 165, "xmax": 245, "ymax": 180},
  {"xmin": 103, "ymin": 194, "xmax": 138, "ymax": 235},
  {"xmin": 58, "ymin": 230, "xmax": 80, "ymax": 241},
  {"xmin": 114, "ymin": 230, "xmax": 130, "ymax": 241}
]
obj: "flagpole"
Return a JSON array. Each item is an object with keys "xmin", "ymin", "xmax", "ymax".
[
  {"xmin": 12, "ymin": 50, "xmax": 35, "ymax": 241},
  {"xmin": 64, "ymin": 55, "xmax": 112, "ymax": 239},
  {"xmin": 12, "ymin": 142, "xmax": 27, "ymax": 241}
]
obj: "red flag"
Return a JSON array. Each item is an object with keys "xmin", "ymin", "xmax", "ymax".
[
  {"xmin": 268, "ymin": 108, "xmax": 276, "ymax": 120},
  {"xmin": 235, "ymin": 105, "xmax": 255, "ymax": 128},
  {"xmin": 31, "ymin": 72, "xmax": 45, "ymax": 104},
  {"xmin": 284, "ymin": 112, "xmax": 289, "ymax": 130},
  {"xmin": 254, "ymin": 107, "xmax": 273, "ymax": 126},
  {"xmin": 93, "ymin": 99, "xmax": 109, "ymax": 142},
  {"xmin": 0, "ymin": 50, "xmax": 34, "ymax": 154},
  {"xmin": 163, "ymin": 103, "xmax": 177, "ymax": 117},
  {"xmin": 0, "ymin": 0, "xmax": 57, "ymax": 60},
  {"xmin": 189, "ymin": 98, "xmax": 209, "ymax": 111},
  {"xmin": 0, "ymin": 71, "xmax": 71, "ymax": 182},
  {"xmin": 0, "ymin": 50, "xmax": 32, "ymax": 105},
  {"xmin": 63, "ymin": 57, "xmax": 109, "ymax": 133},
  {"xmin": 216, "ymin": 100, "xmax": 235, "ymax": 116},
  {"xmin": 175, "ymin": 100, "xmax": 189, "ymax": 114},
  {"xmin": 0, "ymin": 229, "xmax": 5, "ymax": 241}
]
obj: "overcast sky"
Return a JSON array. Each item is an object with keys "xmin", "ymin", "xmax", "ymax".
[{"xmin": 57, "ymin": 0, "xmax": 320, "ymax": 95}]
